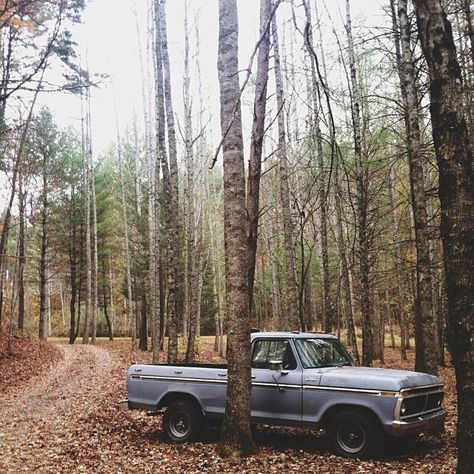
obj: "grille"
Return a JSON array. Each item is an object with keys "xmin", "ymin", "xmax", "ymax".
[{"xmin": 400, "ymin": 386, "xmax": 444, "ymax": 420}]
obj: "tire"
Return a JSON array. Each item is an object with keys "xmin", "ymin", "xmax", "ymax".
[
  {"xmin": 327, "ymin": 409, "xmax": 382, "ymax": 458},
  {"xmin": 163, "ymin": 400, "xmax": 203, "ymax": 443}
]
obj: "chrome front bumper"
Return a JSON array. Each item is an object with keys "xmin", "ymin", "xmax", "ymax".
[{"xmin": 392, "ymin": 409, "xmax": 447, "ymax": 436}]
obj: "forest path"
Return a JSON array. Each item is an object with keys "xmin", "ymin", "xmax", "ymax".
[{"xmin": 0, "ymin": 344, "xmax": 120, "ymax": 472}]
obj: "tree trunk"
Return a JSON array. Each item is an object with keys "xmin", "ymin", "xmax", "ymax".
[
  {"xmin": 159, "ymin": 0, "xmax": 181, "ymax": 364},
  {"xmin": 139, "ymin": 292, "xmax": 148, "ymax": 351},
  {"xmin": 154, "ymin": 0, "xmax": 180, "ymax": 364},
  {"xmin": 302, "ymin": 0, "xmax": 335, "ymax": 334},
  {"xmin": 183, "ymin": 0, "xmax": 198, "ymax": 362},
  {"xmin": 396, "ymin": 0, "xmax": 438, "ymax": 375},
  {"xmin": 90, "ymin": 161, "xmax": 99, "ymax": 344},
  {"xmin": 346, "ymin": 0, "xmax": 373, "ymax": 366},
  {"xmin": 247, "ymin": 0, "xmax": 271, "ymax": 322},
  {"xmin": 38, "ymin": 150, "xmax": 48, "ymax": 341},
  {"xmin": 217, "ymin": 0, "xmax": 255, "ymax": 458},
  {"xmin": 412, "ymin": 0, "xmax": 474, "ymax": 471},
  {"xmin": 272, "ymin": 9, "xmax": 299, "ymax": 331},
  {"xmin": 17, "ymin": 177, "xmax": 26, "ymax": 332},
  {"xmin": 81, "ymin": 84, "xmax": 92, "ymax": 345},
  {"xmin": 68, "ymin": 185, "xmax": 78, "ymax": 344},
  {"xmin": 388, "ymin": 166, "xmax": 407, "ymax": 360}
]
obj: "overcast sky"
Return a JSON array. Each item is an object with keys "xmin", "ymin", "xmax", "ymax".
[{"xmin": 38, "ymin": 0, "xmax": 384, "ymax": 157}]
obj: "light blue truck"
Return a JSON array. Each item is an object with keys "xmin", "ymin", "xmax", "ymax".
[{"xmin": 123, "ymin": 332, "xmax": 446, "ymax": 458}]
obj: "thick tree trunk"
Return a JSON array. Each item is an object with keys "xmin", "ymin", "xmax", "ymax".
[
  {"xmin": 412, "ymin": 1, "xmax": 474, "ymax": 471},
  {"xmin": 272, "ymin": 10, "xmax": 300, "ymax": 331},
  {"xmin": 159, "ymin": 0, "xmax": 181, "ymax": 364},
  {"xmin": 217, "ymin": 0, "xmax": 255, "ymax": 458}
]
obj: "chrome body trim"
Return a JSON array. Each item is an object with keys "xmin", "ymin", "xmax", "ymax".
[{"xmin": 131, "ymin": 374, "xmax": 398, "ymax": 397}]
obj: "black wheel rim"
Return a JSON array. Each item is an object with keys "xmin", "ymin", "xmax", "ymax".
[
  {"xmin": 336, "ymin": 421, "xmax": 366, "ymax": 454},
  {"xmin": 169, "ymin": 409, "xmax": 191, "ymax": 439}
]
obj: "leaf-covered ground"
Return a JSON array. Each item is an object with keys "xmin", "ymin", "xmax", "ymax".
[
  {"xmin": 0, "ymin": 337, "xmax": 456, "ymax": 473},
  {"xmin": 0, "ymin": 335, "xmax": 61, "ymax": 395}
]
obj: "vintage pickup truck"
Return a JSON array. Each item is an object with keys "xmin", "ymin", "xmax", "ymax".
[{"xmin": 123, "ymin": 332, "xmax": 446, "ymax": 458}]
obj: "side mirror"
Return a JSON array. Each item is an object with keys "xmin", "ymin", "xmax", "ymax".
[{"xmin": 269, "ymin": 360, "xmax": 283, "ymax": 371}]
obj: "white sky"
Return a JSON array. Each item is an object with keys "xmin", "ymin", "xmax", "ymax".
[{"xmin": 39, "ymin": 0, "xmax": 384, "ymax": 157}]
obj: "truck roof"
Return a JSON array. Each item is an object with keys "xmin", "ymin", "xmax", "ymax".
[{"xmin": 250, "ymin": 331, "xmax": 337, "ymax": 340}]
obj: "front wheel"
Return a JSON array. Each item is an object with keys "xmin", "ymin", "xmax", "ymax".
[
  {"xmin": 327, "ymin": 410, "xmax": 382, "ymax": 458},
  {"xmin": 163, "ymin": 400, "xmax": 203, "ymax": 443}
]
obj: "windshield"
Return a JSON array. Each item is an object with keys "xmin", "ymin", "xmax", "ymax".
[{"xmin": 295, "ymin": 338, "xmax": 353, "ymax": 369}]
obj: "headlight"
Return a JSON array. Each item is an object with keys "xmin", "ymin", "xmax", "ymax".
[{"xmin": 400, "ymin": 401, "xmax": 407, "ymax": 415}]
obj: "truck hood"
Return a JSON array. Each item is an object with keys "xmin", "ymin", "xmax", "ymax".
[{"xmin": 314, "ymin": 366, "xmax": 441, "ymax": 392}]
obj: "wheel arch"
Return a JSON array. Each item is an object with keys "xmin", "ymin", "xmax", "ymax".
[
  {"xmin": 157, "ymin": 391, "xmax": 204, "ymax": 415},
  {"xmin": 319, "ymin": 403, "xmax": 383, "ymax": 429}
]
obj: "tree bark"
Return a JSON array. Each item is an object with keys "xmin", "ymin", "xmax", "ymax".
[
  {"xmin": 412, "ymin": 0, "xmax": 474, "ymax": 471},
  {"xmin": 247, "ymin": 0, "xmax": 271, "ymax": 322},
  {"xmin": 346, "ymin": 0, "xmax": 373, "ymax": 366},
  {"xmin": 217, "ymin": 0, "xmax": 255, "ymax": 458},
  {"xmin": 154, "ymin": 0, "xmax": 180, "ymax": 364},
  {"xmin": 38, "ymin": 144, "xmax": 48, "ymax": 341},
  {"xmin": 17, "ymin": 176, "xmax": 26, "ymax": 332},
  {"xmin": 302, "ymin": 0, "xmax": 335, "ymax": 334},
  {"xmin": 272, "ymin": 9, "xmax": 300, "ymax": 331},
  {"xmin": 184, "ymin": 0, "xmax": 198, "ymax": 362},
  {"xmin": 81, "ymin": 84, "xmax": 92, "ymax": 345},
  {"xmin": 396, "ymin": 0, "xmax": 438, "ymax": 375}
]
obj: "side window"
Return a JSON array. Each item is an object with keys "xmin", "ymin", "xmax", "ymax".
[{"xmin": 252, "ymin": 339, "xmax": 297, "ymax": 370}]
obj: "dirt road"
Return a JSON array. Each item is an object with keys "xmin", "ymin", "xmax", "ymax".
[{"xmin": 0, "ymin": 344, "xmax": 119, "ymax": 473}]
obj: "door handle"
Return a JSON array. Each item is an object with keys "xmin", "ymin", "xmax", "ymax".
[
  {"xmin": 134, "ymin": 368, "xmax": 142, "ymax": 373},
  {"xmin": 218, "ymin": 373, "xmax": 227, "ymax": 377},
  {"xmin": 174, "ymin": 370, "xmax": 182, "ymax": 374}
]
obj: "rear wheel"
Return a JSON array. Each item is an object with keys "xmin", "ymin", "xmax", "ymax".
[
  {"xmin": 163, "ymin": 400, "xmax": 203, "ymax": 443},
  {"xmin": 327, "ymin": 410, "xmax": 382, "ymax": 458}
]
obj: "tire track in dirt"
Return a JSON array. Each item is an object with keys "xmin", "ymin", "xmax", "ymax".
[{"xmin": 0, "ymin": 344, "xmax": 119, "ymax": 473}]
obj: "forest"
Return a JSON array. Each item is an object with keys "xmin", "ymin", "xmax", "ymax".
[{"xmin": 0, "ymin": 0, "xmax": 473, "ymax": 473}]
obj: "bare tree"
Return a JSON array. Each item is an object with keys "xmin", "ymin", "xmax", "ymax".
[
  {"xmin": 247, "ymin": 0, "xmax": 271, "ymax": 323},
  {"xmin": 272, "ymin": 6, "xmax": 300, "ymax": 331},
  {"xmin": 217, "ymin": 0, "xmax": 255, "ymax": 458},
  {"xmin": 393, "ymin": 0, "xmax": 438, "ymax": 374},
  {"xmin": 412, "ymin": 0, "xmax": 474, "ymax": 470},
  {"xmin": 346, "ymin": 0, "xmax": 374, "ymax": 366}
]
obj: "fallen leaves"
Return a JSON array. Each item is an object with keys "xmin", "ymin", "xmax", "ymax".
[{"xmin": 0, "ymin": 339, "xmax": 457, "ymax": 473}]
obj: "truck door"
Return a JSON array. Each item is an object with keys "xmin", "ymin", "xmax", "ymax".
[{"xmin": 251, "ymin": 338, "xmax": 302, "ymax": 425}]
